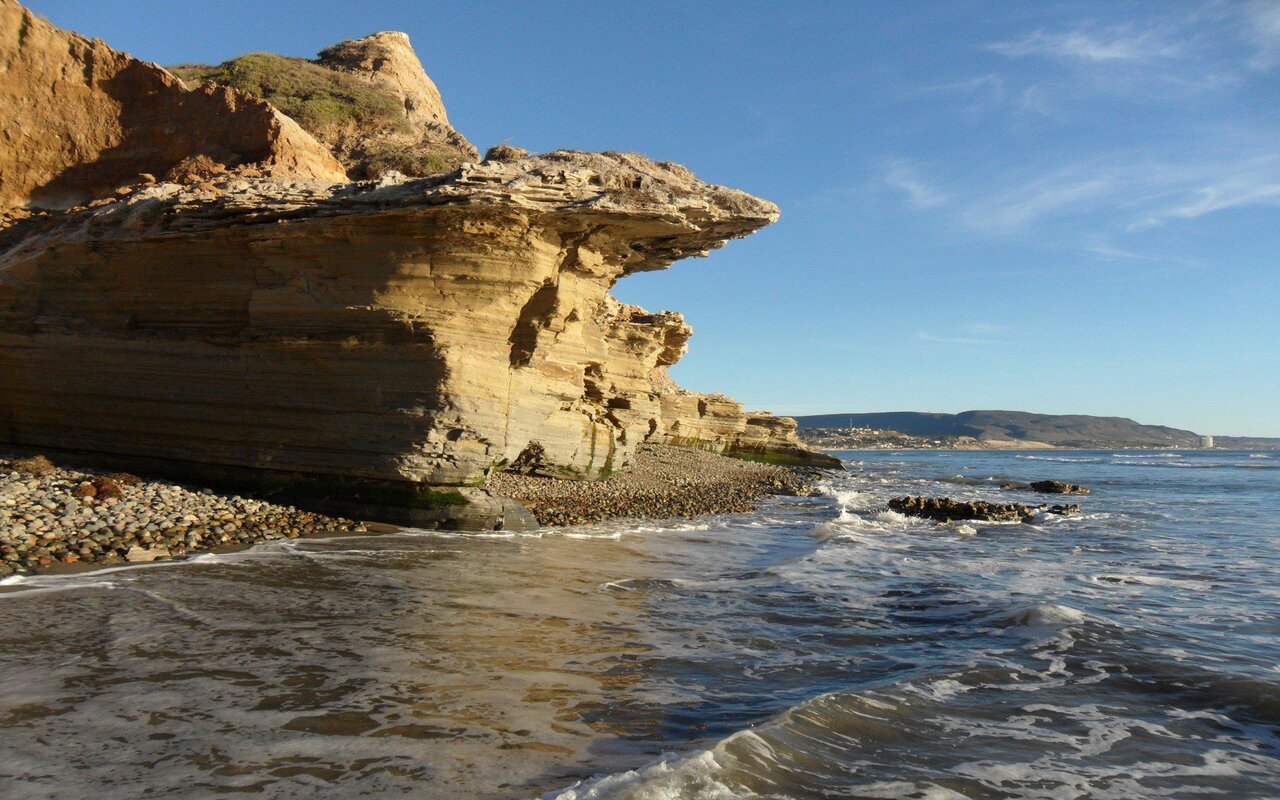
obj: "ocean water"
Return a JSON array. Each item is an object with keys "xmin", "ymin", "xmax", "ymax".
[{"xmin": 1, "ymin": 449, "xmax": 1278, "ymax": 799}]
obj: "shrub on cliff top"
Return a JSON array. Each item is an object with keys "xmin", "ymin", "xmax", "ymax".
[
  {"xmin": 170, "ymin": 53, "xmax": 409, "ymax": 139},
  {"xmin": 169, "ymin": 54, "xmax": 470, "ymax": 177}
]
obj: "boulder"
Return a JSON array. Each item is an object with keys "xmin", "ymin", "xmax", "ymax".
[{"xmin": 8, "ymin": 454, "xmax": 55, "ymax": 475}]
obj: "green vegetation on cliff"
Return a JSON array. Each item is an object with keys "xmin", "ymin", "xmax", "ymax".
[
  {"xmin": 170, "ymin": 54, "xmax": 467, "ymax": 178},
  {"xmin": 171, "ymin": 54, "xmax": 408, "ymax": 137}
]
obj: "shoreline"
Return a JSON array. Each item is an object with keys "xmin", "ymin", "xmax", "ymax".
[
  {"xmin": 488, "ymin": 443, "xmax": 829, "ymax": 526},
  {"xmin": 2, "ymin": 445, "xmax": 837, "ymax": 578},
  {"xmin": 1, "ymin": 454, "xmax": 368, "ymax": 577}
]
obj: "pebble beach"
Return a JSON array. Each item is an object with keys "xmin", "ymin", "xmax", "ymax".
[
  {"xmin": 487, "ymin": 443, "xmax": 824, "ymax": 526},
  {"xmin": 1, "ymin": 445, "xmax": 828, "ymax": 575},
  {"xmin": 0, "ymin": 455, "xmax": 365, "ymax": 576}
]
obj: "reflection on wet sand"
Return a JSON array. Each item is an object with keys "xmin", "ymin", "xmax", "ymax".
[
  {"xmin": 7, "ymin": 456, "xmax": 1278, "ymax": 800},
  {"xmin": 0, "ymin": 525, "xmax": 735, "ymax": 799}
]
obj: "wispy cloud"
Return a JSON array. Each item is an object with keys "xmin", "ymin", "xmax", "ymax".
[
  {"xmin": 988, "ymin": 25, "xmax": 1181, "ymax": 62},
  {"xmin": 882, "ymin": 160, "xmax": 949, "ymax": 209},
  {"xmin": 1129, "ymin": 176, "xmax": 1280, "ymax": 230},
  {"xmin": 1016, "ymin": 85, "xmax": 1055, "ymax": 116},
  {"xmin": 960, "ymin": 323, "xmax": 1007, "ymax": 336},
  {"xmin": 870, "ymin": 6, "xmax": 1280, "ymax": 256},
  {"xmin": 961, "ymin": 172, "xmax": 1116, "ymax": 233},
  {"xmin": 1085, "ymin": 242, "xmax": 1157, "ymax": 261},
  {"xmin": 917, "ymin": 73, "xmax": 1006, "ymax": 97},
  {"xmin": 1238, "ymin": 0, "xmax": 1280, "ymax": 70},
  {"xmin": 880, "ymin": 152, "xmax": 1280, "ymax": 240}
]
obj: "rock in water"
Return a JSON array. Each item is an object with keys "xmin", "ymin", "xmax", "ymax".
[
  {"xmin": 888, "ymin": 496, "xmax": 1080, "ymax": 524},
  {"xmin": 1030, "ymin": 480, "xmax": 1092, "ymax": 495}
]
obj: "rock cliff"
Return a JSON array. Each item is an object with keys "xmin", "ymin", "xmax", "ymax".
[
  {"xmin": 0, "ymin": 5, "xmax": 836, "ymax": 523},
  {"xmin": 0, "ymin": 0, "xmax": 346, "ymax": 210}
]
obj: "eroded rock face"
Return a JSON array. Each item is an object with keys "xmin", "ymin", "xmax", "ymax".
[
  {"xmin": 0, "ymin": 6, "xmax": 836, "ymax": 498},
  {"xmin": 317, "ymin": 31, "xmax": 456, "ymax": 132},
  {"xmin": 0, "ymin": 0, "xmax": 347, "ymax": 210},
  {"xmin": 0, "ymin": 152, "xmax": 808, "ymax": 485},
  {"xmin": 654, "ymin": 392, "xmax": 840, "ymax": 467},
  {"xmin": 312, "ymin": 30, "xmax": 478, "ymax": 177}
]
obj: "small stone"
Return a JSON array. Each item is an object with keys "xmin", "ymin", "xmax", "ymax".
[{"xmin": 125, "ymin": 545, "xmax": 170, "ymax": 563}]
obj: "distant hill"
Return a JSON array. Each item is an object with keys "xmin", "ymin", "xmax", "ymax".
[{"xmin": 792, "ymin": 410, "xmax": 1203, "ymax": 449}]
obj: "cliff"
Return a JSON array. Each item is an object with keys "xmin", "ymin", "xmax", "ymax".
[
  {"xmin": 0, "ymin": 5, "xmax": 837, "ymax": 525},
  {"xmin": 0, "ymin": 0, "xmax": 346, "ymax": 210}
]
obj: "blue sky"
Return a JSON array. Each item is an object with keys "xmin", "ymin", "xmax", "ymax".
[{"xmin": 27, "ymin": 1, "xmax": 1280, "ymax": 435}]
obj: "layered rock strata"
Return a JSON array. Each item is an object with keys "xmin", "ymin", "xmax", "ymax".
[
  {"xmin": 0, "ymin": 152, "xmax": 827, "ymax": 488},
  {"xmin": 0, "ymin": 5, "xmax": 835, "ymax": 525}
]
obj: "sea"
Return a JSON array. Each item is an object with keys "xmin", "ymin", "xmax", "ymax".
[{"xmin": 1, "ymin": 449, "xmax": 1277, "ymax": 799}]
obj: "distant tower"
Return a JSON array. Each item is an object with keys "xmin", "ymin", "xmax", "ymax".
[{"xmin": 1200, "ymin": 435, "xmax": 1214, "ymax": 449}]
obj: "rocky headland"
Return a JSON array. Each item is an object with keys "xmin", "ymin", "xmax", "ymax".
[{"xmin": 0, "ymin": 1, "xmax": 837, "ymax": 533}]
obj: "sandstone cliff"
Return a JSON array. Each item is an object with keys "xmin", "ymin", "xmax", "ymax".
[
  {"xmin": 0, "ymin": 6, "xmax": 836, "ymax": 520},
  {"xmin": 0, "ymin": 0, "xmax": 346, "ymax": 210}
]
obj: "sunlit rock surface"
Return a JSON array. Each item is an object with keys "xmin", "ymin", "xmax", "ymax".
[{"xmin": 0, "ymin": 3, "xmax": 835, "ymax": 503}]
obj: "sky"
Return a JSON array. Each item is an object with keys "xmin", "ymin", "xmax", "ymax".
[{"xmin": 26, "ymin": 0, "xmax": 1280, "ymax": 436}]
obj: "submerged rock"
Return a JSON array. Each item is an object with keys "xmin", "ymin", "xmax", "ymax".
[
  {"xmin": 1030, "ymin": 480, "xmax": 1092, "ymax": 495},
  {"xmin": 889, "ymin": 495, "xmax": 1080, "ymax": 524}
]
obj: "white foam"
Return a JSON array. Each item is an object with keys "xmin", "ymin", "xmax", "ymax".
[
  {"xmin": 910, "ymin": 678, "xmax": 970, "ymax": 701},
  {"xmin": 542, "ymin": 750, "xmax": 745, "ymax": 800},
  {"xmin": 848, "ymin": 782, "xmax": 971, "ymax": 800},
  {"xmin": 873, "ymin": 509, "xmax": 910, "ymax": 525},
  {"xmin": 988, "ymin": 603, "xmax": 1086, "ymax": 631},
  {"xmin": 832, "ymin": 488, "xmax": 869, "ymax": 508},
  {"xmin": 1086, "ymin": 573, "xmax": 1214, "ymax": 591}
]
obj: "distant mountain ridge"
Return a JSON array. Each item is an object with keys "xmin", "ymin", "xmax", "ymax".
[{"xmin": 792, "ymin": 410, "xmax": 1204, "ymax": 449}]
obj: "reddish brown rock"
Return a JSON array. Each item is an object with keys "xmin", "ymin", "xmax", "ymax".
[{"xmin": 0, "ymin": 0, "xmax": 346, "ymax": 210}]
